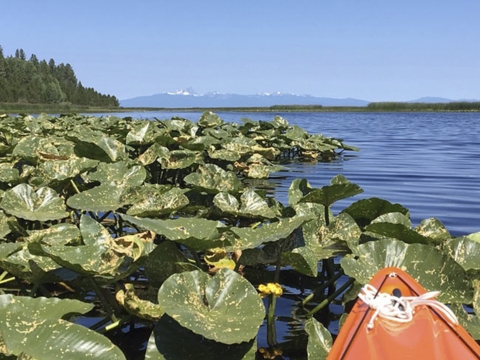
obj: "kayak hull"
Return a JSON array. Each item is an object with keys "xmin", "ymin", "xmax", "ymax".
[{"xmin": 327, "ymin": 267, "xmax": 480, "ymax": 360}]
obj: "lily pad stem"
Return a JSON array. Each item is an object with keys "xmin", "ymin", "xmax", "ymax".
[
  {"xmin": 308, "ymin": 277, "xmax": 355, "ymax": 316},
  {"xmin": 302, "ymin": 268, "xmax": 345, "ymax": 306}
]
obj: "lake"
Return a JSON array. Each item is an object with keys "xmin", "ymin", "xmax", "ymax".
[
  {"xmin": 98, "ymin": 110, "xmax": 480, "ymax": 237},
  {"xmin": 90, "ymin": 110, "xmax": 480, "ymax": 358}
]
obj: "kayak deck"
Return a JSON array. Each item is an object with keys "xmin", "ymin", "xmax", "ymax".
[{"xmin": 328, "ymin": 267, "xmax": 480, "ymax": 360}]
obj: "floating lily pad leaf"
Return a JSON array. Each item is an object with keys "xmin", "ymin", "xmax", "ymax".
[
  {"xmin": 67, "ymin": 183, "xmax": 126, "ymax": 212},
  {"xmin": 204, "ymin": 248, "xmax": 236, "ymax": 271},
  {"xmin": 299, "ymin": 213, "xmax": 350, "ymax": 261},
  {"xmin": 214, "ymin": 190, "xmax": 277, "ymax": 219},
  {"xmin": 11, "ymin": 135, "xmax": 43, "ymax": 164},
  {"xmin": 0, "ymin": 163, "xmax": 20, "ymax": 184},
  {"xmin": 116, "ymin": 283, "xmax": 165, "ymax": 321},
  {"xmin": 126, "ymin": 121, "xmax": 151, "ymax": 145},
  {"xmin": 145, "ymin": 315, "xmax": 257, "ymax": 360},
  {"xmin": 71, "ymin": 127, "xmax": 127, "ymax": 162},
  {"xmin": 250, "ymin": 145, "xmax": 280, "ymax": 161},
  {"xmin": 34, "ymin": 157, "xmax": 99, "ymax": 186},
  {"xmin": 121, "ymin": 214, "xmax": 228, "ymax": 251},
  {"xmin": 285, "ymin": 125, "xmax": 308, "ymax": 141},
  {"xmin": 299, "ymin": 175, "xmax": 363, "ymax": 208},
  {"xmin": 228, "ymin": 216, "xmax": 310, "ymax": 251},
  {"xmin": 467, "ymin": 232, "xmax": 480, "ymax": 242},
  {"xmin": 157, "ymin": 269, "xmax": 264, "ymax": 344},
  {"xmin": 85, "ymin": 161, "xmax": 146, "ymax": 187},
  {"xmin": 222, "ymin": 137, "xmax": 257, "ymax": 155},
  {"xmin": 288, "ymin": 178, "xmax": 313, "ymax": 206},
  {"xmin": 144, "ymin": 241, "xmax": 197, "ymax": 287},
  {"xmin": 244, "ymin": 163, "xmax": 272, "ymax": 179},
  {"xmin": 0, "ymin": 243, "xmax": 62, "ymax": 283},
  {"xmin": 443, "ymin": 236, "xmax": 480, "ymax": 272},
  {"xmin": 208, "ymin": 147, "xmax": 241, "ymax": 161},
  {"xmin": 0, "ymin": 210, "xmax": 16, "ymax": 238},
  {"xmin": 414, "ymin": 217, "xmax": 451, "ymax": 243},
  {"xmin": 27, "ymin": 223, "xmax": 81, "ymax": 247},
  {"xmin": 364, "ymin": 222, "xmax": 432, "ymax": 245},
  {"xmin": 281, "ymin": 227, "xmax": 320, "ymax": 276},
  {"xmin": 33, "ymin": 216, "xmax": 154, "ymax": 277},
  {"xmin": 213, "ymin": 192, "xmax": 241, "ymax": 213},
  {"xmin": 341, "ymin": 197, "xmax": 410, "ymax": 228},
  {"xmin": 159, "ymin": 149, "xmax": 199, "ymax": 169},
  {"xmin": 305, "ymin": 317, "xmax": 332, "ymax": 360},
  {"xmin": 138, "ymin": 143, "xmax": 170, "ymax": 165},
  {"xmin": 371, "ymin": 212, "xmax": 412, "ymax": 227},
  {"xmin": 272, "ymin": 115, "xmax": 289, "ymax": 129},
  {"xmin": 451, "ymin": 304, "xmax": 480, "ymax": 340},
  {"xmin": 0, "ymin": 294, "xmax": 93, "ymax": 320},
  {"xmin": 341, "ymin": 238, "xmax": 473, "ymax": 303},
  {"xmin": 184, "ymin": 164, "xmax": 243, "ymax": 194},
  {"xmin": 126, "ymin": 185, "xmax": 189, "ymax": 217},
  {"xmin": 239, "ymin": 189, "xmax": 276, "ymax": 218},
  {"xmin": 0, "ymin": 295, "xmax": 126, "ymax": 359},
  {"xmin": 321, "ymin": 212, "xmax": 362, "ymax": 251},
  {"xmin": 198, "ymin": 111, "xmax": 223, "ymax": 128},
  {"xmin": 79, "ymin": 215, "xmax": 110, "ymax": 246},
  {"xmin": 0, "ymin": 184, "xmax": 68, "ymax": 221}
]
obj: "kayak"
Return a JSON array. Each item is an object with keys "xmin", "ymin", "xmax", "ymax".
[{"xmin": 328, "ymin": 267, "xmax": 480, "ymax": 359}]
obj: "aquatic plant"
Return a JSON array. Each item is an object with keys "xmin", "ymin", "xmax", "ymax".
[{"xmin": 0, "ymin": 112, "xmax": 478, "ymax": 359}]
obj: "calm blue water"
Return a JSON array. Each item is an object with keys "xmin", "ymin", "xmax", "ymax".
[{"xmin": 97, "ymin": 110, "xmax": 480, "ymax": 237}]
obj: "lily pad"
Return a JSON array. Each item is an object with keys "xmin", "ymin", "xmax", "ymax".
[
  {"xmin": 0, "ymin": 184, "xmax": 68, "ymax": 221},
  {"xmin": 0, "ymin": 294, "xmax": 126, "ymax": 359},
  {"xmin": 121, "ymin": 214, "xmax": 229, "ymax": 251},
  {"xmin": 184, "ymin": 164, "xmax": 242, "ymax": 194},
  {"xmin": 305, "ymin": 317, "xmax": 332, "ymax": 360},
  {"xmin": 299, "ymin": 174, "xmax": 363, "ymax": 209},
  {"xmin": 157, "ymin": 268, "xmax": 264, "ymax": 344},
  {"xmin": 341, "ymin": 238, "xmax": 473, "ymax": 303},
  {"xmin": 145, "ymin": 315, "xmax": 257, "ymax": 359}
]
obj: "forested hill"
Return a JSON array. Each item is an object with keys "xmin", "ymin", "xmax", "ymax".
[{"xmin": 0, "ymin": 46, "xmax": 119, "ymax": 107}]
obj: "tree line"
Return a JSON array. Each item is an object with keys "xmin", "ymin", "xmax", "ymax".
[
  {"xmin": 0, "ymin": 46, "xmax": 119, "ymax": 107},
  {"xmin": 367, "ymin": 101, "xmax": 480, "ymax": 111}
]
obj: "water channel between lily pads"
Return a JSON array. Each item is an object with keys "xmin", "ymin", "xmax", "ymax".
[{"xmin": 91, "ymin": 110, "xmax": 480, "ymax": 358}]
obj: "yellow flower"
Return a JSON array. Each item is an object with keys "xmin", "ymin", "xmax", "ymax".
[{"xmin": 258, "ymin": 283, "xmax": 283, "ymax": 297}]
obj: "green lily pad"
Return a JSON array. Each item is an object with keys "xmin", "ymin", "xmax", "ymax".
[
  {"xmin": 144, "ymin": 241, "xmax": 198, "ymax": 287},
  {"xmin": 228, "ymin": 216, "xmax": 311, "ymax": 251},
  {"xmin": 0, "ymin": 184, "xmax": 68, "ymax": 221},
  {"xmin": 184, "ymin": 164, "xmax": 243, "ymax": 194},
  {"xmin": 198, "ymin": 111, "xmax": 223, "ymax": 128},
  {"xmin": 145, "ymin": 315, "xmax": 257, "ymax": 359},
  {"xmin": 126, "ymin": 185, "xmax": 189, "ymax": 217},
  {"xmin": 341, "ymin": 238, "xmax": 473, "ymax": 303},
  {"xmin": 0, "ymin": 294, "xmax": 126, "ymax": 359},
  {"xmin": 443, "ymin": 236, "xmax": 480, "ymax": 272},
  {"xmin": 341, "ymin": 197, "xmax": 410, "ymax": 228},
  {"xmin": 299, "ymin": 175, "xmax": 364, "ymax": 209},
  {"xmin": 121, "ymin": 214, "xmax": 228, "ymax": 251},
  {"xmin": 305, "ymin": 317, "xmax": 332, "ymax": 360},
  {"xmin": 157, "ymin": 268, "xmax": 264, "ymax": 344}
]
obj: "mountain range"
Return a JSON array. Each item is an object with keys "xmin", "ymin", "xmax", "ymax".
[
  {"xmin": 119, "ymin": 89, "xmax": 478, "ymax": 108},
  {"xmin": 120, "ymin": 89, "xmax": 369, "ymax": 108}
]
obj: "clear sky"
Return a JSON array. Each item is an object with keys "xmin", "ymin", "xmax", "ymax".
[{"xmin": 2, "ymin": 1, "xmax": 479, "ymax": 101}]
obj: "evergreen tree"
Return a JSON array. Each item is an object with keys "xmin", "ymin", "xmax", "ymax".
[{"xmin": 0, "ymin": 44, "xmax": 119, "ymax": 107}]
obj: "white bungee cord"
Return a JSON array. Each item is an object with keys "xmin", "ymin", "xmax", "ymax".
[{"xmin": 358, "ymin": 281, "xmax": 459, "ymax": 330}]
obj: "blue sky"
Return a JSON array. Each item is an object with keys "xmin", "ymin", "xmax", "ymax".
[{"xmin": 2, "ymin": 1, "xmax": 479, "ymax": 101}]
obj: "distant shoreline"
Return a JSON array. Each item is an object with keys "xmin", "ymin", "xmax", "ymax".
[{"xmin": 2, "ymin": 102, "xmax": 480, "ymax": 114}]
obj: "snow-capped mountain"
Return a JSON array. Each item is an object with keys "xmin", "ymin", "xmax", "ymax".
[{"xmin": 120, "ymin": 89, "xmax": 370, "ymax": 108}]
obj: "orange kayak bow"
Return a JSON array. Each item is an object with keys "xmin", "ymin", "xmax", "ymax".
[{"xmin": 328, "ymin": 267, "xmax": 480, "ymax": 360}]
